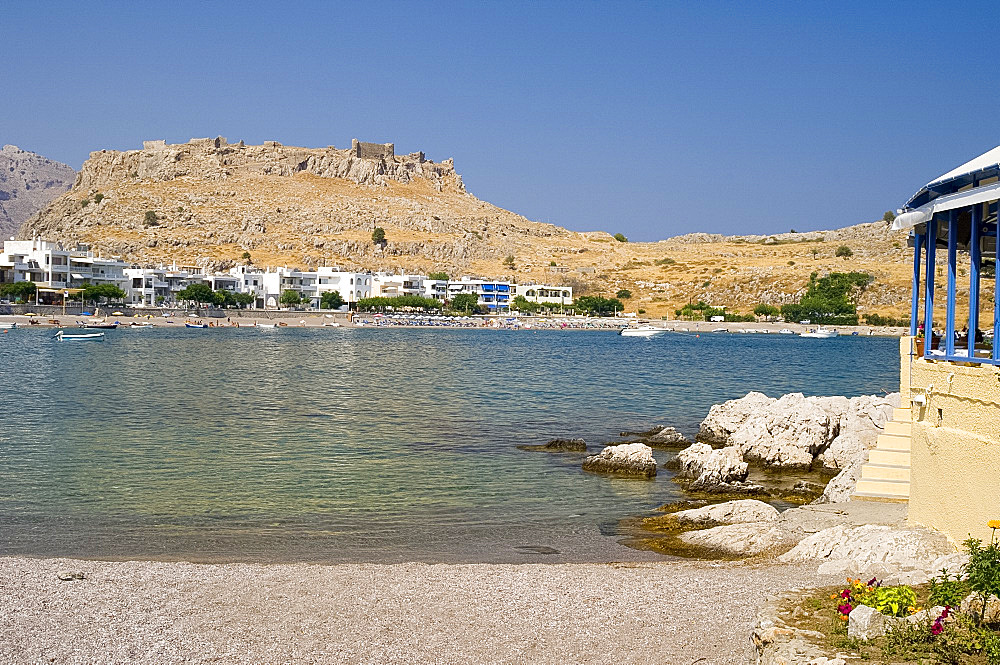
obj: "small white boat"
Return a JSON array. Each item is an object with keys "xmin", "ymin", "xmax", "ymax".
[
  {"xmin": 322, "ymin": 322, "xmax": 341, "ymax": 327},
  {"xmin": 130, "ymin": 322, "xmax": 154, "ymax": 328},
  {"xmin": 778, "ymin": 329, "xmax": 795, "ymax": 335},
  {"xmin": 800, "ymin": 328, "xmax": 838, "ymax": 339},
  {"xmin": 711, "ymin": 327, "xmax": 728, "ymax": 333},
  {"xmin": 256, "ymin": 323, "xmax": 278, "ymax": 329},
  {"xmin": 0, "ymin": 322, "xmax": 16, "ymax": 330},
  {"xmin": 619, "ymin": 325, "xmax": 665, "ymax": 337},
  {"xmin": 185, "ymin": 322, "xmax": 207, "ymax": 329},
  {"xmin": 55, "ymin": 330, "xmax": 105, "ymax": 341}
]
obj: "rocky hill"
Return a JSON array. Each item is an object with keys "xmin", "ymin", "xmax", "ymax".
[
  {"xmin": 0, "ymin": 145, "xmax": 75, "ymax": 240},
  {"xmin": 19, "ymin": 136, "xmax": 916, "ymax": 318}
]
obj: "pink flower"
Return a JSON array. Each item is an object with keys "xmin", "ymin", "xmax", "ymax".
[{"xmin": 838, "ymin": 603, "xmax": 853, "ymax": 616}]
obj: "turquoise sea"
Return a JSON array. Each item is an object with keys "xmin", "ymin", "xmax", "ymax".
[{"xmin": 0, "ymin": 327, "xmax": 900, "ymax": 563}]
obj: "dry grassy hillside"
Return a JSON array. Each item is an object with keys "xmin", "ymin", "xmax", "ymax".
[{"xmin": 19, "ymin": 137, "xmax": 921, "ymax": 318}]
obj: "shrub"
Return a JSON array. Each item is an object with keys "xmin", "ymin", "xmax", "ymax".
[
  {"xmin": 613, "ymin": 233, "xmax": 628, "ymax": 242},
  {"xmin": 836, "ymin": 245, "xmax": 854, "ymax": 258},
  {"xmin": 80, "ymin": 198, "xmax": 90, "ymax": 207},
  {"xmin": 929, "ymin": 569, "xmax": 971, "ymax": 607},
  {"xmin": 372, "ymin": 227, "xmax": 386, "ymax": 245},
  {"xmin": 428, "ymin": 271, "xmax": 449, "ymax": 280},
  {"xmin": 637, "ymin": 308, "xmax": 646, "ymax": 314},
  {"xmin": 655, "ymin": 257, "xmax": 676, "ymax": 266},
  {"xmin": 93, "ymin": 193, "xmax": 104, "ymax": 204},
  {"xmin": 616, "ymin": 289, "xmax": 632, "ymax": 299},
  {"xmin": 144, "ymin": 210, "xmax": 159, "ymax": 226},
  {"xmin": 964, "ymin": 528, "xmax": 1000, "ymax": 625}
]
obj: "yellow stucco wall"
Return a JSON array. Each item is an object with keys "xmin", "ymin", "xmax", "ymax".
[{"xmin": 906, "ymin": 353, "xmax": 1000, "ymax": 545}]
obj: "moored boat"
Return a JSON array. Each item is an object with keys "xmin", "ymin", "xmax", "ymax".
[
  {"xmin": 0, "ymin": 322, "xmax": 16, "ymax": 329},
  {"xmin": 619, "ymin": 325, "xmax": 665, "ymax": 337},
  {"xmin": 55, "ymin": 330, "xmax": 105, "ymax": 341},
  {"xmin": 800, "ymin": 328, "xmax": 838, "ymax": 338},
  {"xmin": 185, "ymin": 322, "xmax": 208, "ymax": 328}
]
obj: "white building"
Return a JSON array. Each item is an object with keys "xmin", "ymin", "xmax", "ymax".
[
  {"xmin": 422, "ymin": 279, "xmax": 448, "ymax": 301},
  {"xmin": 447, "ymin": 277, "xmax": 513, "ymax": 312},
  {"xmin": 1, "ymin": 238, "xmax": 130, "ymax": 296},
  {"xmin": 514, "ymin": 283, "xmax": 573, "ymax": 307},
  {"xmin": 317, "ymin": 268, "xmax": 372, "ymax": 304},
  {"xmin": 371, "ymin": 273, "xmax": 426, "ymax": 298}
]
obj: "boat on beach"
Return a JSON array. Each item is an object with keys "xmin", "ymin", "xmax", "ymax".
[
  {"xmin": 130, "ymin": 322, "xmax": 154, "ymax": 328},
  {"xmin": 778, "ymin": 329, "xmax": 795, "ymax": 334},
  {"xmin": 0, "ymin": 322, "xmax": 16, "ymax": 329},
  {"xmin": 55, "ymin": 331, "xmax": 105, "ymax": 341},
  {"xmin": 619, "ymin": 325, "xmax": 665, "ymax": 337},
  {"xmin": 185, "ymin": 322, "xmax": 208, "ymax": 328},
  {"xmin": 800, "ymin": 328, "xmax": 838, "ymax": 338}
]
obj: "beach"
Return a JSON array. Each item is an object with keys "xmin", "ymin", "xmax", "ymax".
[{"xmin": 0, "ymin": 556, "xmax": 837, "ymax": 664}]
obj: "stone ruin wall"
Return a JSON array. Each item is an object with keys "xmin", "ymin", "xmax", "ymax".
[{"xmin": 351, "ymin": 139, "xmax": 394, "ymax": 160}]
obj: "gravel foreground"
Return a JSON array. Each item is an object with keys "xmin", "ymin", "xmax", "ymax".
[{"xmin": 0, "ymin": 556, "xmax": 837, "ymax": 665}]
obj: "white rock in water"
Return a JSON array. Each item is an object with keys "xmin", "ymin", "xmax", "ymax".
[
  {"xmin": 697, "ymin": 391, "xmax": 900, "ymax": 473},
  {"xmin": 673, "ymin": 499, "xmax": 779, "ymax": 526},
  {"xmin": 648, "ymin": 426, "xmax": 689, "ymax": 446},
  {"xmin": 675, "ymin": 443, "xmax": 748, "ymax": 487},
  {"xmin": 679, "ymin": 522, "xmax": 790, "ymax": 557},
  {"xmin": 582, "ymin": 442, "xmax": 656, "ymax": 477},
  {"xmin": 698, "ymin": 391, "xmax": 775, "ymax": 444}
]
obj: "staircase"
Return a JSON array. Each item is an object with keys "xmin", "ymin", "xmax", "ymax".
[{"xmin": 852, "ymin": 407, "xmax": 911, "ymax": 502}]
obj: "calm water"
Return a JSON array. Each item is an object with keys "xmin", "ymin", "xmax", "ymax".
[{"xmin": 0, "ymin": 327, "xmax": 899, "ymax": 563}]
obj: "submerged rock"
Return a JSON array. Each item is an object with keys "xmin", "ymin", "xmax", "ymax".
[
  {"xmin": 516, "ymin": 438, "xmax": 587, "ymax": 452},
  {"xmin": 582, "ymin": 443, "xmax": 656, "ymax": 478},
  {"xmin": 646, "ymin": 426, "xmax": 690, "ymax": 448}
]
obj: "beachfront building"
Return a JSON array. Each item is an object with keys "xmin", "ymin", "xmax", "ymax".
[
  {"xmin": 258, "ymin": 267, "xmax": 318, "ymax": 308},
  {"xmin": 447, "ymin": 277, "xmax": 512, "ymax": 312},
  {"xmin": 0, "ymin": 239, "xmax": 130, "ymax": 297},
  {"xmin": 316, "ymin": 268, "xmax": 371, "ymax": 304},
  {"xmin": 514, "ymin": 283, "xmax": 573, "ymax": 308},
  {"xmin": 371, "ymin": 273, "xmax": 424, "ymax": 298},
  {"xmin": 422, "ymin": 278, "xmax": 448, "ymax": 301},
  {"xmin": 878, "ymin": 145, "xmax": 1000, "ymax": 546}
]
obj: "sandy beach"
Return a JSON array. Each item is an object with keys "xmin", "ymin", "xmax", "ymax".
[{"xmin": 0, "ymin": 556, "xmax": 838, "ymax": 664}]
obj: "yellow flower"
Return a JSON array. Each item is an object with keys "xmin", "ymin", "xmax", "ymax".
[{"xmin": 988, "ymin": 519, "xmax": 1000, "ymax": 529}]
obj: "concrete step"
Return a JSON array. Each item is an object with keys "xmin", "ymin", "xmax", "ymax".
[
  {"xmin": 868, "ymin": 448, "xmax": 912, "ymax": 466},
  {"xmin": 853, "ymin": 478, "xmax": 910, "ymax": 500},
  {"xmin": 892, "ymin": 407, "xmax": 912, "ymax": 421},
  {"xmin": 874, "ymin": 433, "xmax": 911, "ymax": 452},
  {"xmin": 883, "ymin": 420, "xmax": 911, "ymax": 437},
  {"xmin": 860, "ymin": 463, "xmax": 911, "ymax": 482}
]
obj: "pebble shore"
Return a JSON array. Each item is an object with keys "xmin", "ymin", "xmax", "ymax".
[{"xmin": 0, "ymin": 556, "xmax": 838, "ymax": 664}]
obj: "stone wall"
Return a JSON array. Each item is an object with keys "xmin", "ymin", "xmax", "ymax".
[{"xmin": 351, "ymin": 139, "xmax": 394, "ymax": 160}]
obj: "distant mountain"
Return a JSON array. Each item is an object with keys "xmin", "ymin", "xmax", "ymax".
[
  {"xmin": 18, "ymin": 135, "xmax": 913, "ymax": 318},
  {"xmin": 0, "ymin": 145, "xmax": 75, "ymax": 239}
]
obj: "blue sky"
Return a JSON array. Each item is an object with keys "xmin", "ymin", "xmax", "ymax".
[{"xmin": 3, "ymin": 1, "xmax": 998, "ymax": 240}]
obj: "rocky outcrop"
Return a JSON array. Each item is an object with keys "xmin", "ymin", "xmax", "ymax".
[
  {"xmin": 582, "ymin": 443, "xmax": 656, "ymax": 478},
  {"xmin": 0, "ymin": 145, "xmax": 74, "ymax": 238},
  {"xmin": 778, "ymin": 524, "xmax": 959, "ymax": 583},
  {"xmin": 516, "ymin": 438, "xmax": 587, "ymax": 452},
  {"xmin": 673, "ymin": 499, "xmax": 779, "ymax": 526},
  {"xmin": 696, "ymin": 391, "xmax": 899, "ymax": 502},
  {"xmin": 680, "ymin": 523, "xmax": 792, "ymax": 557},
  {"xmin": 675, "ymin": 443, "xmax": 749, "ymax": 490}
]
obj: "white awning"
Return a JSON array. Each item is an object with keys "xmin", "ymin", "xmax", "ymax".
[
  {"xmin": 892, "ymin": 180, "xmax": 1000, "ymax": 231},
  {"xmin": 928, "ymin": 146, "xmax": 1000, "ymax": 187}
]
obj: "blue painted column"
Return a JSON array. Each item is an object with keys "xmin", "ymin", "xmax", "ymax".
[
  {"xmin": 945, "ymin": 210, "xmax": 958, "ymax": 357},
  {"xmin": 968, "ymin": 204, "xmax": 982, "ymax": 356},
  {"xmin": 923, "ymin": 216, "xmax": 937, "ymax": 358},
  {"xmin": 910, "ymin": 232, "xmax": 923, "ymax": 336}
]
